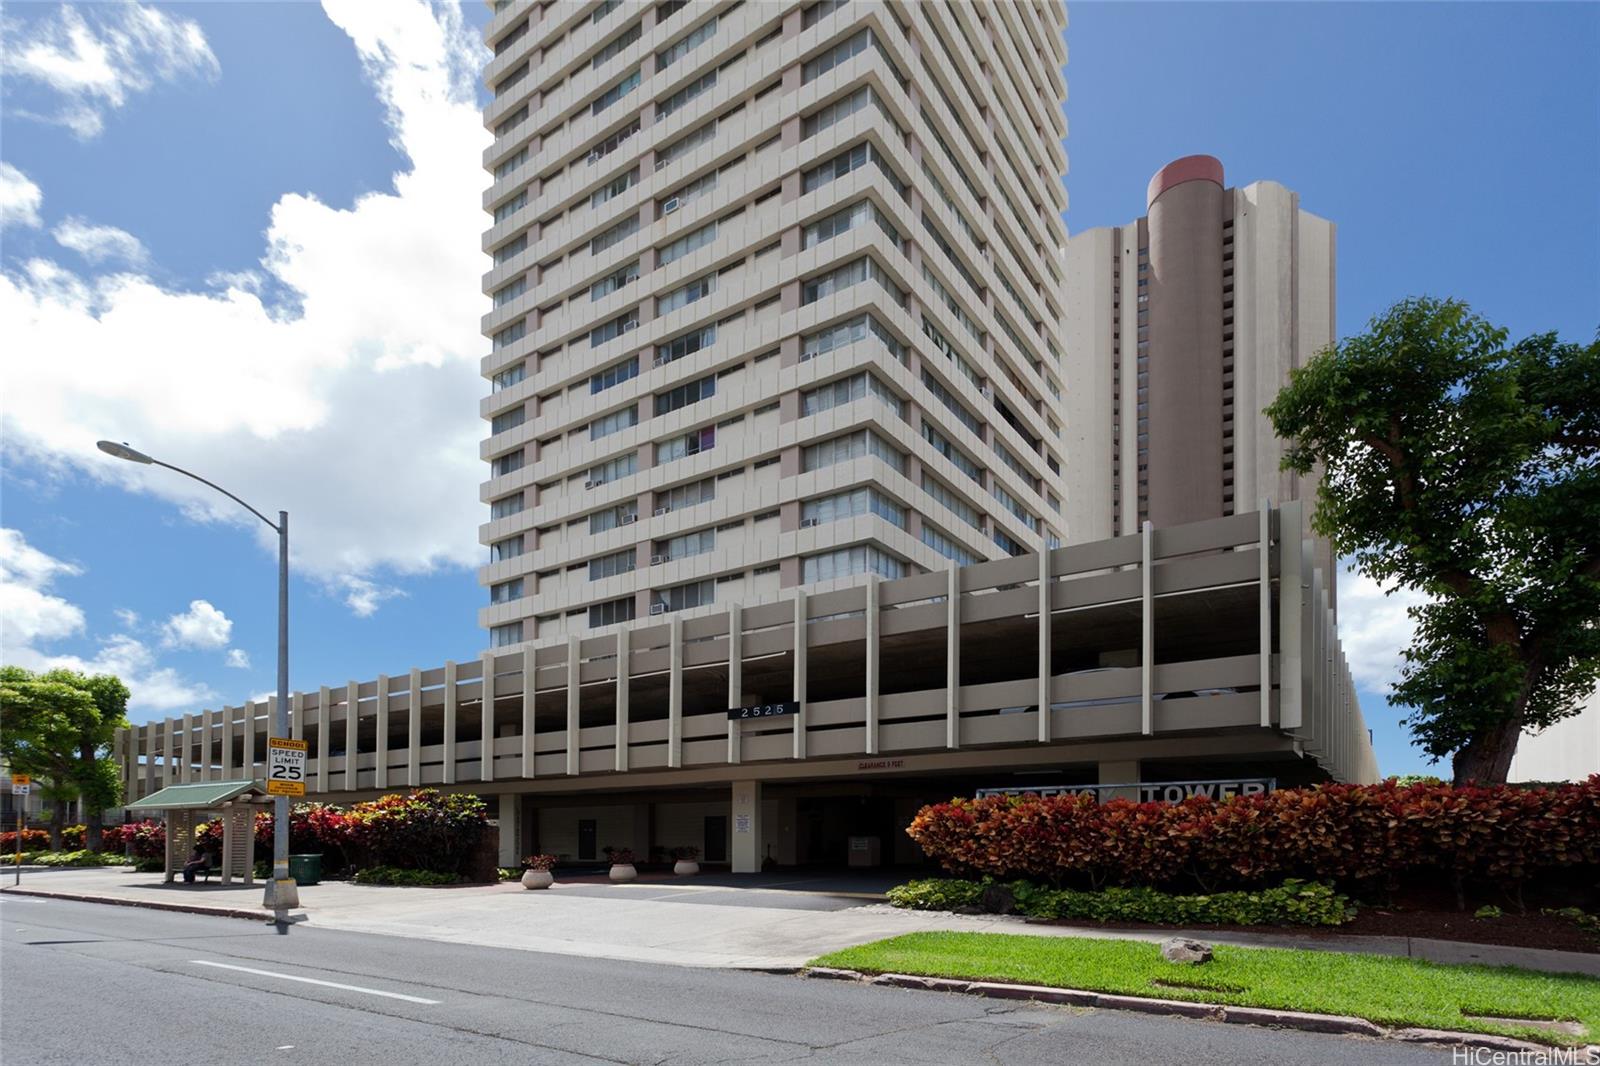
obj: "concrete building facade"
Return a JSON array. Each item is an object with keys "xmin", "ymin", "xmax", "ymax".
[
  {"xmin": 478, "ymin": 0, "xmax": 1071, "ymax": 648},
  {"xmin": 1064, "ymin": 155, "xmax": 1336, "ymax": 584}
]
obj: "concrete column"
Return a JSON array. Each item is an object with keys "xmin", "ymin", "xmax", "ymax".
[
  {"xmin": 1258, "ymin": 501, "xmax": 1273, "ymax": 728},
  {"xmin": 317, "ymin": 687, "xmax": 331, "ymax": 792},
  {"xmin": 731, "ymin": 780, "xmax": 762, "ymax": 874},
  {"xmin": 727, "ymin": 603, "xmax": 742, "ymax": 764},
  {"xmin": 614, "ymin": 628, "xmax": 630, "ymax": 772},
  {"xmin": 481, "ymin": 652, "xmax": 497, "ymax": 782},
  {"xmin": 220, "ymin": 800, "xmax": 234, "ymax": 885},
  {"xmin": 375, "ymin": 675, "xmax": 390, "ymax": 789},
  {"xmin": 791, "ymin": 592, "xmax": 807, "ymax": 759},
  {"xmin": 566, "ymin": 636, "xmax": 581, "ymax": 776},
  {"xmin": 668, "ymin": 614, "xmax": 683, "ymax": 768},
  {"xmin": 443, "ymin": 660, "xmax": 458, "ymax": 785},
  {"xmin": 864, "ymin": 576, "xmax": 880, "ymax": 755},
  {"xmin": 946, "ymin": 566, "xmax": 960, "ymax": 749},
  {"xmin": 181, "ymin": 713, "xmax": 193, "ymax": 781},
  {"xmin": 1037, "ymin": 547, "xmax": 1051, "ymax": 743},
  {"xmin": 200, "ymin": 709, "xmax": 214, "ymax": 781},
  {"xmin": 497, "ymin": 795, "xmax": 520, "ymax": 868},
  {"xmin": 409, "ymin": 668, "xmax": 423, "ymax": 786},
  {"xmin": 1098, "ymin": 759, "xmax": 1141, "ymax": 803},
  {"xmin": 521, "ymin": 645, "xmax": 537, "ymax": 778},
  {"xmin": 291, "ymin": 692, "xmax": 304, "ymax": 742},
  {"xmin": 242, "ymin": 705, "xmax": 256, "ymax": 784},
  {"xmin": 343, "ymin": 682, "xmax": 358, "ymax": 791},
  {"xmin": 144, "ymin": 724, "xmax": 157, "ymax": 796},
  {"xmin": 1140, "ymin": 522, "xmax": 1153, "ymax": 736}
]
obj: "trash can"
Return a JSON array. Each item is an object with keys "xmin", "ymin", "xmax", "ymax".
[
  {"xmin": 287, "ymin": 853, "xmax": 322, "ymax": 886},
  {"xmin": 847, "ymin": 836, "xmax": 881, "ymax": 868}
]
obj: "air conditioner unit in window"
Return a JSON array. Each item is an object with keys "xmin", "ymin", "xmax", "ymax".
[
  {"xmin": 661, "ymin": 197, "xmax": 679, "ymax": 214},
  {"xmin": 620, "ymin": 319, "xmax": 637, "ymax": 332},
  {"xmin": 587, "ymin": 150, "xmax": 602, "ymax": 164},
  {"xmin": 620, "ymin": 513, "xmax": 638, "ymax": 525},
  {"xmin": 800, "ymin": 517, "xmax": 821, "ymax": 528},
  {"xmin": 585, "ymin": 480, "xmax": 599, "ymax": 489},
  {"xmin": 651, "ymin": 554, "xmax": 666, "ymax": 565},
  {"xmin": 649, "ymin": 602, "xmax": 667, "ymax": 615},
  {"xmin": 653, "ymin": 505, "xmax": 671, "ymax": 516}
]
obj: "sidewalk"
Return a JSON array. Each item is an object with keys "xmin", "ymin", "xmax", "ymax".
[{"xmin": 5, "ymin": 867, "xmax": 1597, "ymax": 976}]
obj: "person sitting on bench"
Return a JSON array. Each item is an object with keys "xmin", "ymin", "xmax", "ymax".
[{"xmin": 182, "ymin": 845, "xmax": 211, "ymax": 884}]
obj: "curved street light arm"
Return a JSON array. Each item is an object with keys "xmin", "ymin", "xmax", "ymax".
[{"xmin": 149, "ymin": 459, "xmax": 281, "ymax": 533}]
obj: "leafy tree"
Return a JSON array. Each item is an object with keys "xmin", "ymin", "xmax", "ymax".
[
  {"xmin": 0, "ymin": 667, "xmax": 131, "ymax": 848},
  {"xmin": 1266, "ymin": 298, "xmax": 1599, "ymax": 785}
]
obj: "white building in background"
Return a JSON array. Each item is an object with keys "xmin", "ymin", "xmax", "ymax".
[{"xmin": 1509, "ymin": 690, "xmax": 1600, "ymax": 783}]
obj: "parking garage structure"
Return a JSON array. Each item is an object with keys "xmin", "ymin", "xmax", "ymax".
[{"xmin": 117, "ymin": 502, "xmax": 1376, "ymax": 873}]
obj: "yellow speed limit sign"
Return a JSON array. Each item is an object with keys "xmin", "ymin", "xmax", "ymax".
[{"xmin": 266, "ymin": 737, "xmax": 308, "ymax": 796}]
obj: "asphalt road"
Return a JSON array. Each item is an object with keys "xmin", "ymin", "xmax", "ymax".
[{"xmin": 0, "ymin": 896, "xmax": 1451, "ymax": 1066}]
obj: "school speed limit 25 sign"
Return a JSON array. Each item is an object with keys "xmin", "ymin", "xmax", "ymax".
[{"xmin": 266, "ymin": 737, "xmax": 308, "ymax": 796}]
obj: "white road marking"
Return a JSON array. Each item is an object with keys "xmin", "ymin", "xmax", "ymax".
[{"xmin": 189, "ymin": 960, "xmax": 440, "ymax": 1004}]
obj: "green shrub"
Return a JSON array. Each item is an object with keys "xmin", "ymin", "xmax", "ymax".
[
  {"xmin": 1475, "ymin": 905, "xmax": 1503, "ymax": 919},
  {"xmin": 498, "ymin": 867, "xmax": 522, "ymax": 881},
  {"xmin": 889, "ymin": 878, "xmax": 1355, "ymax": 927},
  {"xmin": 32, "ymin": 850, "xmax": 132, "ymax": 868},
  {"xmin": 351, "ymin": 865, "xmax": 460, "ymax": 887}
]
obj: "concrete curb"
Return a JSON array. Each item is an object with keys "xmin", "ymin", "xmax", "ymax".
[
  {"xmin": 1, "ymin": 886, "xmax": 279, "ymax": 923},
  {"xmin": 803, "ymin": 968, "xmax": 1574, "ymax": 1052}
]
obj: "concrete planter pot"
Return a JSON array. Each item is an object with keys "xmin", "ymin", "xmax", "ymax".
[
  {"xmin": 673, "ymin": 860, "xmax": 699, "ymax": 876},
  {"xmin": 520, "ymin": 869, "xmax": 553, "ymax": 890},
  {"xmin": 609, "ymin": 863, "xmax": 638, "ymax": 882}
]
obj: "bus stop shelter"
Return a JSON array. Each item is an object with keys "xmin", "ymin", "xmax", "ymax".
[{"xmin": 125, "ymin": 781, "xmax": 271, "ymax": 886}]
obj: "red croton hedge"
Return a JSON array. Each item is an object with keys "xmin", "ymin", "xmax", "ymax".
[{"xmin": 906, "ymin": 777, "xmax": 1600, "ymax": 892}]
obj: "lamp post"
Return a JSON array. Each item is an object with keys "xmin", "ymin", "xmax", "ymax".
[{"xmin": 96, "ymin": 440, "xmax": 298, "ymax": 918}]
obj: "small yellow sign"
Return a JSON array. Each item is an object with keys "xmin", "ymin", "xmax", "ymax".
[
  {"xmin": 11, "ymin": 775, "xmax": 29, "ymax": 787},
  {"xmin": 266, "ymin": 736, "xmax": 308, "ymax": 797}
]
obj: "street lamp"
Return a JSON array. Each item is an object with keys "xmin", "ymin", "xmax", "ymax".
[{"xmin": 96, "ymin": 440, "xmax": 298, "ymax": 918}]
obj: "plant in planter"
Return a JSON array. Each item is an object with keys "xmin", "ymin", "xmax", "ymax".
[
  {"xmin": 604, "ymin": 846, "xmax": 637, "ymax": 882},
  {"xmin": 672, "ymin": 846, "xmax": 700, "ymax": 876},
  {"xmin": 520, "ymin": 853, "xmax": 557, "ymax": 890}
]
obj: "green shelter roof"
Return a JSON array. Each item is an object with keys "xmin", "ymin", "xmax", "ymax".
[{"xmin": 124, "ymin": 780, "xmax": 267, "ymax": 811}]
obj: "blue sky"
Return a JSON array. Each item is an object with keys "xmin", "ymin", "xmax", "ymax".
[{"xmin": 2, "ymin": 2, "xmax": 1595, "ymax": 779}]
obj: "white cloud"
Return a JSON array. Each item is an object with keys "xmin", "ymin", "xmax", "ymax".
[
  {"xmin": 225, "ymin": 648, "xmax": 251, "ymax": 670},
  {"xmin": 160, "ymin": 598, "xmax": 233, "ymax": 650},
  {"xmin": 113, "ymin": 607, "xmax": 140, "ymax": 628},
  {"xmin": 1337, "ymin": 560, "xmax": 1430, "ymax": 694},
  {"xmin": 0, "ymin": 1, "xmax": 492, "ymax": 618},
  {"xmin": 0, "ymin": 528, "xmax": 215, "ymax": 712},
  {"xmin": 0, "ymin": 163, "xmax": 44, "ymax": 229},
  {"xmin": 2, "ymin": 1, "xmax": 219, "ymax": 139},
  {"xmin": 53, "ymin": 216, "xmax": 149, "ymax": 266}
]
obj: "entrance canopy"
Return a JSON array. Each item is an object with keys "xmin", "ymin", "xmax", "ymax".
[{"xmin": 126, "ymin": 779, "xmax": 269, "ymax": 886}]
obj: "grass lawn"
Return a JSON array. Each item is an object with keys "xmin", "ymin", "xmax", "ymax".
[{"xmin": 812, "ymin": 932, "xmax": 1600, "ymax": 1046}]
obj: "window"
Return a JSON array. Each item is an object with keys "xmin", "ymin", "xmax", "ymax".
[
  {"xmin": 591, "ymin": 167, "xmax": 638, "ymax": 208},
  {"xmin": 493, "ymin": 318, "xmax": 526, "ymax": 350},
  {"xmin": 589, "ymin": 452, "xmax": 637, "ymax": 486},
  {"xmin": 803, "ymin": 29, "xmax": 870, "ymax": 82},
  {"xmin": 490, "ymin": 578, "xmax": 524, "ymax": 604},
  {"xmin": 657, "ymin": 477, "xmax": 715, "ymax": 513},
  {"xmin": 803, "ymin": 487, "xmax": 905, "ymax": 528},
  {"xmin": 801, "ymin": 142, "xmax": 903, "ymax": 195},
  {"xmin": 493, "ymin": 21, "xmax": 528, "ymax": 58},
  {"xmin": 801, "ymin": 313, "xmax": 904, "ymax": 363},
  {"xmin": 656, "ymin": 426, "xmax": 715, "ymax": 463},
  {"xmin": 656, "ymin": 272, "xmax": 716, "ymax": 315},
  {"xmin": 922, "ymin": 423, "xmax": 981, "ymax": 482},
  {"xmin": 590, "ymin": 260, "xmax": 639, "ymax": 302},
  {"xmin": 493, "ymin": 275, "xmax": 527, "ymax": 307},
  {"xmin": 655, "ymin": 324, "xmax": 715, "ymax": 366},
  {"xmin": 590, "ymin": 310, "xmax": 638, "ymax": 347},
  {"xmin": 657, "ymin": 528, "xmax": 714, "ymax": 562},
  {"xmin": 803, "ymin": 199, "xmax": 899, "ymax": 250},
  {"xmin": 802, "ymin": 545, "xmax": 905, "ymax": 583},
  {"xmin": 802, "ymin": 257, "xmax": 904, "ymax": 306},
  {"xmin": 922, "ymin": 263, "xmax": 983, "ymax": 344},
  {"xmin": 921, "ymin": 314, "xmax": 981, "ymax": 386},
  {"xmin": 490, "ymin": 449, "xmax": 524, "ymax": 477},
  {"xmin": 591, "ymin": 0, "xmax": 622, "ymax": 25},
  {"xmin": 592, "ymin": 69, "xmax": 640, "ymax": 116},
  {"xmin": 991, "ymin": 483, "xmax": 1037, "ymax": 530},
  {"xmin": 493, "ymin": 188, "xmax": 527, "ymax": 224},
  {"xmin": 493, "ymin": 62, "xmax": 528, "ymax": 98},
  {"xmin": 656, "ymin": 16, "xmax": 718, "ymax": 70},
  {"xmin": 922, "ymin": 474, "xmax": 980, "ymax": 528},
  {"xmin": 653, "ymin": 579, "xmax": 714, "ymax": 613},
  {"xmin": 492, "ymin": 233, "xmax": 527, "ymax": 265},
  {"xmin": 921, "ymin": 371, "xmax": 982, "ymax": 436},
  {"xmin": 589, "ymin": 404, "xmax": 639, "ymax": 441},
  {"xmin": 658, "ymin": 114, "xmax": 725, "ymax": 170},
  {"xmin": 657, "ymin": 220, "xmax": 717, "ymax": 265},
  {"xmin": 586, "ymin": 119, "xmax": 640, "ymax": 165},
  {"xmin": 659, "ymin": 170, "xmax": 718, "ymax": 214},
  {"xmin": 590, "ymin": 21, "xmax": 640, "ymax": 69},
  {"xmin": 490, "ymin": 492, "xmax": 524, "ymax": 520},
  {"xmin": 490, "ymin": 535, "xmax": 524, "ymax": 562},
  {"xmin": 491, "ymin": 362, "xmax": 526, "ymax": 393},
  {"xmin": 589, "ymin": 597, "xmax": 636, "ymax": 627},
  {"xmin": 489, "ymin": 622, "xmax": 523, "ymax": 647},
  {"xmin": 490, "ymin": 405, "xmax": 526, "ymax": 435},
  {"xmin": 589, "ymin": 500, "xmax": 638, "ymax": 534},
  {"xmin": 802, "ymin": 430, "xmax": 904, "ymax": 473},
  {"xmin": 591, "ymin": 213, "xmax": 640, "ymax": 255},
  {"xmin": 802, "ymin": 0, "xmax": 848, "ymax": 29},
  {"xmin": 801, "ymin": 371, "xmax": 901, "ymax": 418},
  {"xmin": 657, "ymin": 68, "xmax": 717, "ymax": 119},
  {"xmin": 654, "ymin": 374, "xmax": 716, "ymax": 415},
  {"xmin": 993, "ymin": 529, "xmax": 1026, "ymax": 557},
  {"xmin": 802, "ymin": 85, "xmax": 880, "ymax": 139},
  {"xmin": 589, "ymin": 356, "xmax": 638, "ymax": 396},
  {"xmin": 589, "ymin": 547, "xmax": 636, "ymax": 580},
  {"xmin": 922, "ymin": 524, "xmax": 978, "ymax": 566}
]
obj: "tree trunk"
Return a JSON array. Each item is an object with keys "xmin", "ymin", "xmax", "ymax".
[
  {"xmin": 48, "ymin": 799, "xmax": 65, "ymax": 851},
  {"xmin": 1451, "ymin": 714, "xmax": 1523, "ymax": 785},
  {"xmin": 86, "ymin": 810, "xmax": 103, "ymax": 852}
]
